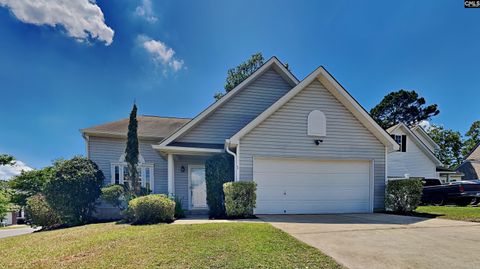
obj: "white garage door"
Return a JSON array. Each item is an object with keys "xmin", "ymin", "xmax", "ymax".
[{"xmin": 254, "ymin": 158, "xmax": 372, "ymax": 214}]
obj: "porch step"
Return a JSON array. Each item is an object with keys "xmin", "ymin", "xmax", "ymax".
[{"xmin": 187, "ymin": 209, "xmax": 209, "ymax": 215}]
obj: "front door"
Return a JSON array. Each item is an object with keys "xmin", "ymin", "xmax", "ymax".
[{"xmin": 189, "ymin": 165, "xmax": 207, "ymax": 209}]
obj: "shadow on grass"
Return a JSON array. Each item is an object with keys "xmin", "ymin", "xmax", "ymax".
[{"xmin": 383, "ymin": 211, "xmax": 445, "ymax": 219}]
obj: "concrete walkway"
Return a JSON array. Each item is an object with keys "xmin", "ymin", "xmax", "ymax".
[
  {"xmin": 0, "ymin": 226, "xmax": 38, "ymax": 239},
  {"xmin": 260, "ymin": 214, "xmax": 480, "ymax": 269}
]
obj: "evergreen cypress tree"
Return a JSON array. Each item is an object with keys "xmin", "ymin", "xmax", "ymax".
[{"xmin": 125, "ymin": 103, "xmax": 140, "ymax": 195}]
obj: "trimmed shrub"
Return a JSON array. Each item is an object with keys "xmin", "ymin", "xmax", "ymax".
[
  {"xmin": 223, "ymin": 181, "xmax": 257, "ymax": 218},
  {"xmin": 385, "ymin": 178, "xmax": 423, "ymax": 213},
  {"xmin": 128, "ymin": 194, "xmax": 175, "ymax": 224},
  {"xmin": 44, "ymin": 156, "xmax": 104, "ymax": 226},
  {"xmin": 101, "ymin": 184, "xmax": 127, "ymax": 210},
  {"xmin": 25, "ymin": 195, "xmax": 61, "ymax": 229},
  {"xmin": 172, "ymin": 196, "xmax": 185, "ymax": 219},
  {"xmin": 205, "ymin": 154, "xmax": 234, "ymax": 218}
]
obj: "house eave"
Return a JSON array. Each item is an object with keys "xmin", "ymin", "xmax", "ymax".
[
  {"xmin": 229, "ymin": 66, "xmax": 399, "ymax": 152},
  {"xmin": 80, "ymin": 130, "xmax": 163, "ymax": 140},
  {"xmin": 152, "ymin": 145, "xmax": 224, "ymax": 155},
  {"xmin": 158, "ymin": 57, "xmax": 299, "ymax": 147}
]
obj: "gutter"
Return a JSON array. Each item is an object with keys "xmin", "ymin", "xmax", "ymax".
[
  {"xmin": 225, "ymin": 139, "xmax": 239, "ymax": 182},
  {"xmin": 81, "ymin": 133, "xmax": 90, "ymax": 158}
]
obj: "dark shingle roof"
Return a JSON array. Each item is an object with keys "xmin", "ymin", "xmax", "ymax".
[{"xmin": 81, "ymin": 116, "xmax": 190, "ymax": 139}]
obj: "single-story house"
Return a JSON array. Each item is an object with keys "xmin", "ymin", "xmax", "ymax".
[
  {"xmin": 457, "ymin": 142, "xmax": 480, "ymax": 180},
  {"xmin": 81, "ymin": 57, "xmax": 400, "ymax": 216},
  {"xmin": 386, "ymin": 123, "xmax": 462, "ymax": 182}
]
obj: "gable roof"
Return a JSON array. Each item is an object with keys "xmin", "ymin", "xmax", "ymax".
[
  {"xmin": 411, "ymin": 125, "xmax": 440, "ymax": 150},
  {"xmin": 81, "ymin": 116, "xmax": 190, "ymax": 139},
  {"xmin": 228, "ymin": 66, "xmax": 399, "ymax": 151},
  {"xmin": 387, "ymin": 122, "xmax": 443, "ymax": 166},
  {"xmin": 158, "ymin": 57, "xmax": 299, "ymax": 147}
]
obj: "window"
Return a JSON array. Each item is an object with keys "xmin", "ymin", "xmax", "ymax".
[
  {"xmin": 391, "ymin": 134, "xmax": 407, "ymax": 152},
  {"xmin": 307, "ymin": 110, "xmax": 326, "ymax": 136},
  {"xmin": 114, "ymin": 165, "xmax": 120, "ymax": 184},
  {"xmin": 110, "ymin": 154, "xmax": 154, "ymax": 192}
]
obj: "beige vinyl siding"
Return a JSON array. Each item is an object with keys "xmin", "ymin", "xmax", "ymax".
[
  {"xmin": 239, "ymin": 79, "xmax": 387, "ymax": 210},
  {"xmin": 177, "ymin": 68, "xmax": 293, "ymax": 144},
  {"xmin": 388, "ymin": 128, "xmax": 437, "ymax": 178},
  {"xmin": 88, "ymin": 136, "xmax": 167, "ymax": 194}
]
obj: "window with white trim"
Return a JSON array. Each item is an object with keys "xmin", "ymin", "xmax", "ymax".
[
  {"xmin": 391, "ymin": 134, "xmax": 407, "ymax": 152},
  {"xmin": 110, "ymin": 154, "xmax": 154, "ymax": 192}
]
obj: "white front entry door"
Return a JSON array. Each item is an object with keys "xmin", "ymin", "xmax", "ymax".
[
  {"xmin": 189, "ymin": 165, "xmax": 207, "ymax": 209},
  {"xmin": 254, "ymin": 158, "xmax": 373, "ymax": 214}
]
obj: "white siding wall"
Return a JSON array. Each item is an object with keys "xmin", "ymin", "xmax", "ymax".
[
  {"xmin": 387, "ymin": 128, "xmax": 437, "ymax": 178},
  {"xmin": 239, "ymin": 79, "xmax": 387, "ymax": 210},
  {"xmin": 411, "ymin": 128, "xmax": 436, "ymax": 152},
  {"xmin": 177, "ymin": 68, "xmax": 293, "ymax": 144},
  {"xmin": 88, "ymin": 136, "xmax": 167, "ymax": 194}
]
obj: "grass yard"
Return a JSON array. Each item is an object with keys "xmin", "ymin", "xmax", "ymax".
[
  {"xmin": 415, "ymin": 206, "xmax": 480, "ymax": 222},
  {"xmin": 0, "ymin": 222, "xmax": 342, "ymax": 269}
]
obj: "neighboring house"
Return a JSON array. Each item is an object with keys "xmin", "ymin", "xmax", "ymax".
[
  {"xmin": 386, "ymin": 123, "xmax": 443, "ymax": 179},
  {"xmin": 81, "ymin": 57, "xmax": 399, "ymax": 216},
  {"xmin": 456, "ymin": 142, "xmax": 480, "ymax": 180},
  {"xmin": 1, "ymin": 209, "xmax": 22, "ymax": 226},
  {"xmin": 386, "ymin": 123, "xmax": 463, "ymax": 182},
  {"xmin": 436, "ymin": 166, "xmax": 464, "ymax": 183}
]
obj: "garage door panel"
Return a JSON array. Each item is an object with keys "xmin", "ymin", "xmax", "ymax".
[
  {"xmin": 257, "ymin": 186, "xmax": 370, "ymax": 200},
  {"xmin": 255, "ymin": 173, "xmax": 369, "ymax": 187},
  {"xmin": 254, "ymin": 158, "xmax": 372, "ymax": 214},
  {"xmin": 254, "ymin": 159, "xmax": 370, "ymax": 174}
]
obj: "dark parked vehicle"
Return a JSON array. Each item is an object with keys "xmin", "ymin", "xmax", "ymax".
[{"xmin": 421, "ymin": 179, "xmax": 480, "ymax": 206}]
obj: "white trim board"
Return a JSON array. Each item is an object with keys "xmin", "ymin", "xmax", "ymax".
[
  {"xmin": 229, "ymin": 66, "xmax": 399, "ymax": 152},
  {"xmin": 158, "ymin": 57, "xmax": 299, "ymax": 147},
  {"xmin": 411, "ymin": 125, "xmax": 440, "ymax": 150},
  {"xmin": 152, "ymin": 145, "xmax": 223, "ymax": 154}
]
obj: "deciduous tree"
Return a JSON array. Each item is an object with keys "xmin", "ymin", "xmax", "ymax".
[
  {"xmin": 0, "ymin": 154, "xmax": 15, "ymax": 166},
  {"xmin": 214, "ymin": 53, "xmax": 264, "ymax": 100},
  {"xmin": 428, "ymin": 125, "xmax": 463, "ymax": 168},
  {"xmin": 463, "ymin": 120, "xmax": 480, "ymax": 157}
]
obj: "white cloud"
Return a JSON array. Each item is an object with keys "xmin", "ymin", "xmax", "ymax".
[
  {"xmin": 138, "ymin": 35, "xmax": 184, "ymax": 73},
  {"xmin": 0, "ymin": 0, "xmax": 114, "ymax": 45},
  {"xmin": 419, "ymin": 120, "xmax": 431, "ymax": 131},
  {"xmin": 0, "ymin": 161, "xmax": 33, "ymax": 181},
  {"xmin": 135, "ymin": 0, "xmax": 157, "ymax": 23}
]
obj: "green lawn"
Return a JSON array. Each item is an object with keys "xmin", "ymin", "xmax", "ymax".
[
  {"xmin": 0, "ymin": 222, "xmax": 342, "ymax": 269},
  {"xmin": 415, "ymin": 206, "xmax": 480, "ymax": 222}
]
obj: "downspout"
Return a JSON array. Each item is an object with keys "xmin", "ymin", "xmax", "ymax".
[
  {"xmin": 225, "ymin": 139, "xmax": 238, "ymax": 182},
  {"xmin": 82, "ymin": 133, "xmax": 90, "ymax": 158}
]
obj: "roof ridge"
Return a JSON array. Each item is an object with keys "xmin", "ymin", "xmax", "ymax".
[{"xmin": 140, "ymin": 115, "xmax": 191, "ymax": 120}]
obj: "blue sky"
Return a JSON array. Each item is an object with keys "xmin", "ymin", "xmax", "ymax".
[{"xmin": 0, "ymin": 0, "xmax": 479, "ymax": 171}]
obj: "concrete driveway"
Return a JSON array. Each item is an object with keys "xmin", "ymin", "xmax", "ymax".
[
  {"xmin": 0, "ymin": 226, "xmax": 37, "ymax": 239},
  {"xmin": 260, "ymin": 214, "xmax": 480, "ymax": 269}
]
